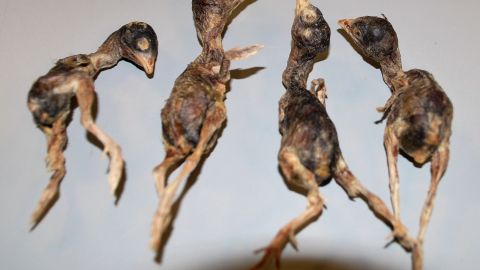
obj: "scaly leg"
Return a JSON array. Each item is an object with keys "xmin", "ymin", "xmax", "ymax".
[
  {"xmin": 150, "ymin": 102, "xmax": 226, "ymax": 252},
  {"xmin": 31, "ymin": 114, "xmax": 68, "ymax": 229},
  {"xmin": 334, "ymin": 156, "xmax": 415, "ymax": 252},
  {"xmin": 251, "ymin": 150, "xmax": 325, "ymax": 270},
  {"xmin": 385, "ymin": 126, "xmax": 401, "ymax": 219},
  {"xmin": 76, "ymin": 79, "xmax": 123, "ymax": 195},
  {"xmin": 412, "ymin": 139, "xmax": 450, "ymax": 270},
  {"xmin": 152, "ymin": 146, "xmax": 186, "ymax": 196}
]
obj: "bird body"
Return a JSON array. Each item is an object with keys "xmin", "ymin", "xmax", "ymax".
[
  {"xmin": 386, "ymin": 69, "xmax": 452, "ymax": 164},
  {"xmin": 252, "ymin": 2, "xmax": 414, "ymax": 269},
  {"xmin": 339, "ymin": 16, "xmax": 453, "ymax": 270},
  {"xmin": 279, "ymin": 88, "xmax": 340, "ymax": 186},
  {"xmin": 161, "ymin": 60, "xmax": 227, "ymax": 155},
  {"xmin": 27, "ymin": 22, "xmax": 158, "ymax": 229},
  {"xmin": 150, "ymin": 0, "xmax": 262, "ymax": 260},
  {"xmin": 28, "ymin": 55, "xmax": 95, "ymax": 129}
]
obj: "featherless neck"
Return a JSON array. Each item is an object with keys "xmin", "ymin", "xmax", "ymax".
[
  {"xmin": 88, "ymin": 51, "xmax": 121, "ymax": 72},
  {"xmin": 88, "ymin": 32, "xmax": 123, "ymax": 72},
  {"xmin": 196, "ymin": 37, "xmax": 225, "ymax": 65},
  {"xmin": 282, "ymin": 46, "xmax": 316, "ymax": 90},
  {"xmin": 379, "ymin": 48, "xmax": 404, "ymax": 92}
]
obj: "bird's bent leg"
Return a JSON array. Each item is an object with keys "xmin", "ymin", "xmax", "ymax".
[
  {"xmin": 418, "ymin": 140, "xmax": 449, "ymax": 242},
  {"xmin": 334, "ymin": 157, "xmax": 415, "ymax": 252},
  {"xmin": 75, "ymin": 79, "xmax": 123, "ymax": 195},
  {"xmin": 31, "ymin": 115, "xmax": 68, "ymax": 229},
  {"xmin": 152, "ymin": 146, "xmax": 185, "ymax": 196},
  {"xmin": 150, "ymin": 103, "xmax": 227, "ymax": 252},
  {"xmin": 385, "ymin": 126, "xmax": 401, "ymax": 219},
  {"xmin": 252, "ymin": 150, "xmax": 324, "ymax": 270},
  {"xmin": 412, "ymin": 139, "xmax": 450, "ymax": 270}
]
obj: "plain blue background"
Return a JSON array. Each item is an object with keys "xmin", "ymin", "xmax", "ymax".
[{"xmin": 0, "ymin": 0, "xmax": 477, "ymax": 269}]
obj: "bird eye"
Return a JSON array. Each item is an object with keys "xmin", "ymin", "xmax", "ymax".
[
  {"xmin": 372, "ymin": 28, "xmax": 383, "ymax": 39},
  {"xmin": 136, "ymin": 37, "xmax": 150, "ymax": 51}
]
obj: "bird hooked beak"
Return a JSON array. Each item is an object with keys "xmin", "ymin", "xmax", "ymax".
[
  {"xmin": 135, "ymin": 54, "xmax": 156, "ymax": 78},
  {"xmin": 337, "ymin": 19, "xmax": 353, "ymax": 32}
]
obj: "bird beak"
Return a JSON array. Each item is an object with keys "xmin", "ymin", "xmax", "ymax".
[
  {"xmin": 337, "ymin": 19, "xmax": 352, "ymax": 31},
  {"xmin": 295, "ymin": 0, "xmax": 310, "ymax": 16},
  {"xmin": 136, "ymin": 55, "xmax": 156, "ymax": 78}
]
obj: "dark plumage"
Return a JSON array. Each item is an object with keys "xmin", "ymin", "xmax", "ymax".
[
  {"xmin": 252, "ymin": 2, "xmax": 415, "ymax": 269},
  {"xmin": 339, "ymin": 16, "xmax": 453, "ymax": 270},
  {"xmin": 150, "ymin": 0, "xmax": 262, "ymax": 259},
  {"xmin": 27, "ymin": 22, "xmax": 158, "ymax": 229}
]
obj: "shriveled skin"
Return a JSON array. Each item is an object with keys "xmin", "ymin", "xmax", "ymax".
[
  {"xmin": 27, "ymin": 22, "xmax": 158, "ymax": 229},
  {"xmin": 339, "ymin": 16, "xmax": 453, "ymax": 270},
  {"xmin": 279, "ymin": 87, "xmax": 340, "ymax": 187},
  {"xmin": 161, "ymin": 62, "xmax": 226, "ymax": 155},
  {"xmin": 387, "ymin": 69, "xmax": 453, "ymax": 164},
  {"xmin": 150, "ymin": 0, "xmax": 262, "ymax": 259},
  {"xmin": 252, "ymin": 2, "xmax": 414, "ymax": 269}
]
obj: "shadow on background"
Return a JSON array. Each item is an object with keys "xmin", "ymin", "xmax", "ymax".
[{"xmin": 196, "ymin": 255, "xmax": 401, "ymax": 270}]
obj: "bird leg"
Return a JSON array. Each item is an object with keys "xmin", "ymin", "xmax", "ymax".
[
  {"xmin": 31, "ymin": 113, "xmax": 69, "ymax": 229},
  {"xmin": 334, "ymin": 157, "xmax": 415, "ymax": 252},
  {"xmin": 412, "ymin": 138, "xmax": 450, "ymax": 270},
  {"xmin": 75, "ymin": 79, "xmax": 124, "ymax": 195},
  {"xmin": 384, "ymin": 126, "xmax": 401, "ymax": 219},
  {"xmin": 150, "ymin": 102, "xmax": 227, "ymax": 252},
  {"xmin": 152, "ymin": 146, "xmax": 186, "ymax": 196},
  {"xmin": 252, "ymin": 150, "xmax": 325, "ymax": 270}
]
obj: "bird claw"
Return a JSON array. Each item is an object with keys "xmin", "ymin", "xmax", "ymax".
[
  {"xmin": 384, "ymin": 223, "xmax": 408, "ymax": 248},
  {"xmin": 101, "ymin": 148, "xmax": 108, "ymax": 160},
  {"xmin": 252, "ymin": 245, "xmax": 283, "ymax": 270},
  {"xmin": 384, "ymin": 232, "xmax": 395, "ymax": 245},
  {"xmin": 101, "ymin": 143, "xmax": 123, "ymax": 194},
  {"xmin": 288, "ymin": 231, "xmax": 299, "ymax": 251}
]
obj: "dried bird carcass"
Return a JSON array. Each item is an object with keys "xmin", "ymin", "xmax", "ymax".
[
  {"xmin": 27, "ymin": 22, "xmax": 158, "ymax": 228},
  {"xmin": 150, "ymin": 0, "xmax": 262, "ymax": 258},
  {"xmin": 252, "ymin": 1, "xmax": 415, "ymax": 269},
  {"xmin": 339, "ymin": 16, "xmax": 453, "ymax": 270}
]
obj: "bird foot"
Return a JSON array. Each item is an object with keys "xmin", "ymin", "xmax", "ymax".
[
  {"xmin": 384, "ymin": 222, "xmax": 415, "ymax": 251},
  {"xmin": 252, "ymin": 245, "xmax": 283, "ymax": 270},
  {"xmin": 288, "ymin": 231, "xmax": 299, "ymax": 251},
  {"xmin": 150, "ymin": 205, "xmax": 174, "ymax": 253},
  {"xmin": 102, "ymin": 142, "xmax": 124, "ymax": 195}
]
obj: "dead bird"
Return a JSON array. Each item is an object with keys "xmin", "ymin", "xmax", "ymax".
[
  {"xmin": 27, "ymin": 22, "xmax": 158, "ymax": 229},
  {"xmin": 252, "ymin": 2, "xmax": 415, "ymax": 269},
  {"xmin": 338, "ymin": 16, "xmax": 453, "ymax": 270},
  {"xmin": 150, "ymin": 0, "xmax": 262, "ymax": 257}
]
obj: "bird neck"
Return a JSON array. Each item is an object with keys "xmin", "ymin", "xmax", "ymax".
[
  {"xmin": 380, "ymin": 48, "xmax": 404, "ymax": 92},
  {"xmin": 283, "ymin": 45, "xmax": 316, "ymax": 90},
  {"xmin": 88, "ymin": 31, "xmax": 123, "ymax": 72},
  {"xmin": 196, "ymin": 37, "xmax": 225, "ymax": 65}
]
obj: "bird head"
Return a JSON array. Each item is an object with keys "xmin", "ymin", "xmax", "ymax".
[
  {"xmin": 292, "ymin": 3, "xmax": 331, "ymax": 57},
  {"xmin": 338, "ymin": 16, "xmax": 398, "ymax": 64},
  {"xmin": 118, "ymin": 22, "xmax": 158, "ymax": 77}
]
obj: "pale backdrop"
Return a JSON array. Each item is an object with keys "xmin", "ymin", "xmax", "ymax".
[{"xmin": 0, "ymin": 0, "xmax": 477, "ymax": 269}]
